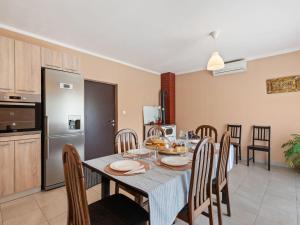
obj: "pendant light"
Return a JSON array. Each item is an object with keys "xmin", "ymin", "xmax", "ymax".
[{"xmin": 207, "ymin": 31, "xmax": 225, "ymax": 71}]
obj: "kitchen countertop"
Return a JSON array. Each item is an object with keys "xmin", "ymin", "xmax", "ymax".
[{"xmin": 0, "ymin": 130, "xmax": 42, "ymax": 137}]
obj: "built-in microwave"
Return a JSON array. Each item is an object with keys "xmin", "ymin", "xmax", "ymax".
[{"xmin": 0, "ymin": 102, "xmax": 41, "ymax": 133}]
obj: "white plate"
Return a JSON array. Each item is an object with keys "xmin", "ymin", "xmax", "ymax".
[
  {"xmin": 161, "ymin": 156, "xmax": 190, "ymax": 167},
  {"xmin": 110, "ymin": 160, "xmax": 141, "ymax": 172},
  {"xmin": 189, "ymin": 139, "xmax": 200, "ymax": 144},
  {"xmin": 127, "ymin": 148, "xmax": 152, "ymax": 155}
]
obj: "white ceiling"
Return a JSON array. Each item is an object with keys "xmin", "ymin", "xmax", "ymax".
[{"xmin": 0, "ymin": 0, "xmax": 300, "ymax": 75}]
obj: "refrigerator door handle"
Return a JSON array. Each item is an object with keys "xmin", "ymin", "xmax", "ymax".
[{"xmin": 44, "ymin": 116, "xmax": 50, "ymax": 159}]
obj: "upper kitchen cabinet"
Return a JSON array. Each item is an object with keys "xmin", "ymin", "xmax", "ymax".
[
  {"xmin": 62, "ymin": 52, "xmax": 80, "ymax": 73},
  {"xmin": 15, "ymin": 40, "xmax": 41, "ymax": 94},
  {"xmin": 0, "ymin": 36, "xmax": 14, "ymax": 93},
  {"xmin": 41, "ymin": 47, "xmax": 63, "ymax": 69},
  {"xmin": 41, "ymin": 47, "xmax": 80, "ymax": 74}
]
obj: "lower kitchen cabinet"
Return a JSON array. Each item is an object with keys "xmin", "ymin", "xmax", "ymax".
[
  {"xmin": 0, "ymin": 141, "xmax": 14, "ymax": 197},
  {"xmin": 15, "ymin": 138, "xmax": 41, "ymax": 192},
  {"xmin": 0, "ymin": 134, "xmax": 41, "ymax": 199}
]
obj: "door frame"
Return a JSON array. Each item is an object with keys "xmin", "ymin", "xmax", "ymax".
[{"xmin": 84, "ymin": 79, "xmax": 118, "ymax": 135}]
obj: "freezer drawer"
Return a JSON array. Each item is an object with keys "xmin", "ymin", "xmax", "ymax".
[{"xmin": 43, "ymin": 133, "xmax": 84, "ymax": 190}]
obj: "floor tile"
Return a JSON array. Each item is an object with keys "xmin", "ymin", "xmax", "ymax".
[
  {"xmin": 2, "ymin": 208, "xmax": 47, "ymax": 225},
  {"xmin": 86, "ymin": 188, "xmax": 101, "ymax": 204},
  {"xmin": 255, "ymin": 206, "xmax": 297, "ymax": 225},
  {"xmin": 0, "ymin": 196, "xmax": 40, "ymax": 222},
  {"xmin": 48, "ymin": 212, "xmax": 67, "ymax": 225}
]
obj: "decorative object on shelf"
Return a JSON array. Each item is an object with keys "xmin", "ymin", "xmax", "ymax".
[
  {"xmin": 266, "ymin": 75, "xmax": 300, "ymax": 94},
  {"xmin": 207, "ymin": 31, "xmax": 225, "ymax": 71},
  {"xmin": 282, "ymin": 134, "xmax": 300, "ymax": 168}
]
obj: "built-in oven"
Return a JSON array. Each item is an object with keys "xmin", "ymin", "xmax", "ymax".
[{"xmin": 0, "ymin": 102, "xmax": 41, "ymax": 134}]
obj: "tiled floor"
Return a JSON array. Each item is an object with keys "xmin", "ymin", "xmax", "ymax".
[{"xmin": 0, "ymin": 163, "xmax": 299, "ymax": 225}]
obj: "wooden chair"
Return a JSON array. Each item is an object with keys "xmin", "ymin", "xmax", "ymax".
[
  {"xmin": 147, "ymin": 125, "xmax": 165, "ymax": 137},
  {"xmin": 177, "ymin": 137, "xmax": 215, "ymax": 225},
  {"xmin": 62, "ymin": 144, "xmax": 149, "ymax": 225},
  {"xmin": 227, "ymin": 124, "xmax": 242, "ymax": 164},
  {"xmin": 114, "ymin": 129, "xmax": 143, "ymax": 204},
  {"xmin": 195, "ymin": 125, "xmax": 218, "ymax": 142},
  {"xmin": 114, "ymin": 128, "xmax": 139, "ymax": 154},
  {"xmin": 212, "ymin": 131, "xmax": 231, "ymax": 225},
  {"xmin": 247, "ymin": 126, "xmax": 271, "ymax": 170}
]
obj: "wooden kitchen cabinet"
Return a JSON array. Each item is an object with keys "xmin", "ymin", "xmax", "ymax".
[
  {"xmin": 14, "ymin": 138, "xmax": 41, "ymax": 193},
  {"xmin": 62, "ymin": 52, "xmax": 80, "ymax": 73},
  {"xmin": 0, "ymin": 141, "xmax": 14, "ymax": 197},
  {"xmin": 15, "ymin": 40, "xmax": 41, "ymax": 94},
  {"xmin": 41, "ymin": 47, "xmax": 63, "ymax": 69},
  {"xmin": 0, "ymin": 36, "xmax": 14, "ymax": 93}
]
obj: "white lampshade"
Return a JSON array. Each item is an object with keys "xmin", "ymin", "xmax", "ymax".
[{"xmin": 207, "ymin": 51, "xmax": 225, "ymax": 71}]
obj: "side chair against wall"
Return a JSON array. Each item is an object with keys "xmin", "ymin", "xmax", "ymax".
[
  {"xmin": 114, "ymin": 128, "xmax": 143, "ymax": 204},
  {"xmin": 227, "ymin": 124, "xmax": 242, "ymax": 164},
  {"xmin": 62, "ymin": 144, "xmax": 149, "ymax": 225},
  {"xmin": 195, "ymin": 125, "xmax": 218, "ymax": 142},
  {"xmin": 212, "ymin": 131, "xmax": 232, "ymax": 225},
  {"xmin": 176, "ymin": 137, "xmax": 215, "ymax": 225},
  {"xmin": 247, "ymin": 126, "xmax": 271, "ymax": 171}
]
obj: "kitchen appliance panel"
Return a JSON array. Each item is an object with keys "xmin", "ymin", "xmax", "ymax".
[
  {"xmin": 44, "ymin": 133, "xmax": 84, "ymax": 189},
  {"xmin": 0, "ymin": 102, "xmax": 41, "ymax": 133},
  {"xmin": 44, "ymin": 69, "xmax": 84, "ymax": 136}
]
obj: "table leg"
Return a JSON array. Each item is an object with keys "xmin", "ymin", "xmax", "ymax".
[{"xmin": 101, "ymin": 176, "xmax": 110, "ymax": 199}]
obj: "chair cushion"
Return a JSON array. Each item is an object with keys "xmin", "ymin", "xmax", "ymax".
[
  {"xmin": 177, "ymin": 204, "xmax": 189, "ymax": 222},
  {"xmin": 247, "ymin": 145, "xmax": 270, "ymax": 151},
  {"xmin": 89, "ymin": 194, "xmax": 149, "ymax": 225}
]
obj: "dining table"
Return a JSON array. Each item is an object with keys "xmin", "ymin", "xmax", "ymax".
[{"xmin": 83, "ymin": 143, "xmax": 235, "ymax": 225}]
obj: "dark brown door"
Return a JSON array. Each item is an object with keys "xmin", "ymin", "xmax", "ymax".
[{"xmin": 84, "ymin": 80, "xmax": 116, "ymax": 160}]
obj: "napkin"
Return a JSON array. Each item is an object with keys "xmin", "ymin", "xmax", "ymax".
[{"xmin": 124, "ymin": 166, "xmax": 146, "ymax": 175}]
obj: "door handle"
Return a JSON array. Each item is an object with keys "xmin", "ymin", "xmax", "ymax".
[{"xmin": 44, "ymin": 116, "xmax": 50, "ymax": 159}]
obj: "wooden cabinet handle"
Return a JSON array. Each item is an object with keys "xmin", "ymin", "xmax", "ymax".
[{"xmin": 18, "ymin": 140, "xmax": 37, "ymax": 144}]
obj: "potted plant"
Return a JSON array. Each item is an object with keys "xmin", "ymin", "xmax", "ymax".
[{"xmin": 282, "ymin": 134, "xmax": 300, "ymax": 168}]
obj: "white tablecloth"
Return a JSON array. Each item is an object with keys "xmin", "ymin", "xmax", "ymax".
[{"xmin": 84, "ymin": 143, "xmax": 235, "ymax": 225}]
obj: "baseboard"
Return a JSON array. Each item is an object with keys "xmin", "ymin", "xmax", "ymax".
[{"xmin": 0, "ymin": 187, "xmax": 41, "ymax": 204}]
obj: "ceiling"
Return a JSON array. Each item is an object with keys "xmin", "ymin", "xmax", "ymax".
[{"xmin": 0, "ymin": 0, "xmax": 300, "ymax": 75}]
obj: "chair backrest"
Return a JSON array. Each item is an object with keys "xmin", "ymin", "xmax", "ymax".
[
  {"xmin": 188, "ymin": 137, "xmax": 215, "ymax": 221},
  {"xmin": 62, "ymin": 144, "xmax": 90, "ymax": 225},
  {"xmin": 216, "ymin": 132, "xmax": 231, "ymax": 188},
  {"xmin": 252, "ymin": 126, "xmax": 271, "ymax": 147},
  {"xmin": 147, "ymin": 125, "xmax": 165, "ymax": 137},
  {"xmin": 115, "ymin": 128, "xmax": 139, "ymax": 153},
  {"xmin": 195, "ymin": 125, "xmax": 218, "ymax": 142},
  {"xmin": 227, "ymin": 124, "xmax": 242, "ymax": 144}
]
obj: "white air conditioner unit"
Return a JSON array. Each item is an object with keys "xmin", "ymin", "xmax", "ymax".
[{"xmin": 213, "ymin": 59, "xmax": 247, "ymax": 76}]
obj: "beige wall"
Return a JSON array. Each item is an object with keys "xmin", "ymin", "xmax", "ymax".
[
  {"xmin": 176, "ymin": 51, "xmax": 300, "ymax": 165},
  {"xmin": 0, "ymin": 28, "xmax": 160, "ymax": 141}
]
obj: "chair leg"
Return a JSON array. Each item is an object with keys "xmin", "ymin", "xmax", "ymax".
[
  {"xmin": 115, "ymin": 183, "xmax": 119, "ymax": 194},
  {"xmin": 224, "ymin": 184, "xmax": 231, "ymax": 217},
  {"xmin": 216, "ymin": 191, "xmax": 223, "ymax": 225},
  {"xmin": 239, "ymin": 146, "xmax": 242, "ymax": 160},
  {"xmin": 247, "ymin": 148, "xmax": 249, "ymax": 166},
  {"xmin": 252, "ymin": 150, "xmax": 255, "ymax": 163},
  {"xmin": 268, "ymin": 150, "xmax": 271, "ymax": 171},
  {"xmin": 208, "ymin": 199, "xmax": 214, "ymax": 225},
  {"xmin": 134, "ymin": 194, "xmax": 143, "ymax": 205},
  {"xmin": 235, "ymin": 146, "xmax": 238, "ymax": 164}
]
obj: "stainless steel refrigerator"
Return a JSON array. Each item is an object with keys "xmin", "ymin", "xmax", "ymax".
[{"xmin": 42, "ymin": 68, "xmax": 85, "ymax": 190}]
